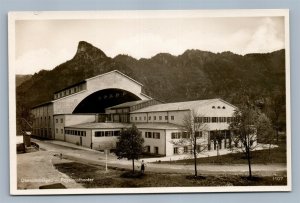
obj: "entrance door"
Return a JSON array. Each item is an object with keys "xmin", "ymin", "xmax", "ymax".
[{"xmin": 154, "ymin": 147, "xmax": 159, "ymax": 154}]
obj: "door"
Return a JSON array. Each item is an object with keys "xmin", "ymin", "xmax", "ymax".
[
  {"xmin": 154, "ymin": 147, "xmax": 159, "ymax": 154},
  {"xmin": 80, "ymin": 136, "xmax": 82, "ymax": 146}
]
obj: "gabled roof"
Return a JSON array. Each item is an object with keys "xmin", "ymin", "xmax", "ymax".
[
  {"xmin": 54, "ymin": 70, "xmax": 143, "ymax": 94},
  {"xmin": 131, "ymin": 98, "xmax": 237, "ymax": 113},
  {"xmin": 85, "ymin": 70, "xmax": 143, "ymax": 86}
]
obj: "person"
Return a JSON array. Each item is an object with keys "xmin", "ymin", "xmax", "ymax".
[{"xmin": 141, "ymin": 160, "xmax": 145, "ymax": 174}]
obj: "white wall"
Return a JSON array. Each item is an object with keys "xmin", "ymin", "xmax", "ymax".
[
  {"xmin": 53, "ymin": 115, "xmax": 65, "ymax": 141},
  {"xmin": 53, "ymin": 71, "xmax": 148, "ymax": 114},
  {"xmin": 64, "ymin": 128, "xmax": 92, "ymax": 148},
  {"xmin": 91, "ymin": 128, "xmax": 121, "ymax": 150},
  {"xmin": 31, "ymin": 103, "xmax": 54, "ymax": 139},
  {"xmin": 139, "ymin": 129, "xmax": 166, "ymax": 155}
]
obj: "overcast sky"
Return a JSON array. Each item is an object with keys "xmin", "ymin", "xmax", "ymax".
[{"xmin": 15, "ymin": 16, "xmax": 285, "ymax": 75}]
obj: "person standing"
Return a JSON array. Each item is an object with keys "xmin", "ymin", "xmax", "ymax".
[{"xmin": 141, "ymin": 160, "xmax": 145, "ymax": 174}]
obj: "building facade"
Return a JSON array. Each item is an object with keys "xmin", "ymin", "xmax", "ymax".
[{"xmin": 31, "ymin": 70, "xmax": 250, "ymax": 157}]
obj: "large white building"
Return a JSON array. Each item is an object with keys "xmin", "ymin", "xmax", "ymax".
[{"xmin": 31, "ymin": 70, "xmax": 245, "ymax": 156}]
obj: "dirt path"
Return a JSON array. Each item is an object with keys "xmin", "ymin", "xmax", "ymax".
[
  {"xmin": 17, "ymin": 150, "xmax": 84, "ymax": 189},
  {"xmin": 34, "ymin": 139, "xmax": 287, "ymax": 177}
]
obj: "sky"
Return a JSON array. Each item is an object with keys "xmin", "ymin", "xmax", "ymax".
[{"xmin": 15, "ymin": 15, "xmax": 285, "ymax": 75}]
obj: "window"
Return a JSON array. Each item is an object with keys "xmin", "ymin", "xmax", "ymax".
[
  {"xmin": 227, "ymin": 117, "xmax": 232, "ymax": 123},
  {"xmin": 195, "ymin": 131, "xmax": 202, "ymax": 138},
  {"xmin": 165, "ymin": 116, "xmax": 168, "ymax": 120},
  {"xmin": 212, "ymin": 106, "xmax": 216, "ymax": 109},
  {"xmin": 159, "ymin": 116, "xmax": 162, "ymax": 120},
  {"xmin": 217, "ymin": 106, "xmax": 221, "ymax": 109},
  {"xmin": 204, "ymin": 117, "xmax": 210, "ymax": 123},
  {"xmin": 196, "ymin": 145, "xmax": 201, "ymax": 152},
  {"xmin": 131, "ymin": 117, "xmax": 133, "ymax": 121},
  {"xmin": 194, "ymin": 117, "xmax": 203, "ymax": 123},
  {"xmin": 56, "ymin": 128, "xmax": 58, "ymax": 133},
  {"xmin": 212, "ymin": 117, "xmax": 218, "ymax": 123},
  {"xmin": 153, "ymin": 132, "xmax": 160, "ymax": 139},
  {"xmin": 135, "ymin": 117, "xmax": 137, "ymax": 121},
  {"xmin": 145, "ymin": 146, "xmax": 150, "ymax": 153},
  {"xmin": 60, "ymin": 118, "xmax": 63, "ymax": 123},
  {"xmin": 69, "ymin": 89, "xmax": 71, "ymax": 95},
  {"xmin": 61, "ymin": 129, "xmax": 63, "ymax": 134},
  {"xmin": 113, "ymin": 131, "xmax": 120, "ymax": 136},
  {"xmin": 139, "ymin": 117, "xmax": 141, "ymax": 121},
  {"xmin": 145, "ymin": 132, "xmax": 152, "ymax": 138},
  {"xmin": 222, "ymin": 106, "xmax": 226, "ymax": 109},
  {"xmin": 171, "ymin": 132, "xmax": 181, "ymax": 139},
  {"xmin": 154, "ymin": 116, "xmax": 156, "ymax": 120},
  {"xmin": 171, "ymin": 116, "xmax": 174, "ymax": 120},
  {"xmin": 148, "ymin": 116, "xmax": 151, "ymax": 120},
  {"xmin": 144, "ymin": 116, "xmax": 146, "ymax": 120},
  {"xmin": 184, "ymin": 146, "xmax": 188, "ymax": 153},
  {"xmin": 173, "ymin": 147, "xmax": 178, "ymax": 154},
  {"xmin": 182, "ymin": 132, "xmax": 188, "ymax": 138},
  {"xmin": 95, "ymin": 131, "xmax": 105, "ymax": 137},
  {"xmin": 219, "ymin": 117, "xmax": 226, "ymax": 123}
]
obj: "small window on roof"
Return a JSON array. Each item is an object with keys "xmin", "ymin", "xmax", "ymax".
[
  {"xmin": 222, "ymin": 106, "xmax": 226, "ymax": 109},
  {"xmin": 212, "ymin": 106, "xmax": 215, "ymax": 109},
  {"xmin": 217, "ymin": 106, "xmax": 221, "ymax": 109}
]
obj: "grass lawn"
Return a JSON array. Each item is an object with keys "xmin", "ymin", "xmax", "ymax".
[
  {"xmin": 54, "ymin": 162, "xmax": 287, "ymax": 188},
  {"xmin": 160, "ymin": 142, "xmax": 287, "ymax": 165}
]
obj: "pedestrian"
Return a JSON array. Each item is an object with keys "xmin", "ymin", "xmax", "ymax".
[{"xmin": 141, "ymin": 160, "xmax": 145, "ymax": 174}]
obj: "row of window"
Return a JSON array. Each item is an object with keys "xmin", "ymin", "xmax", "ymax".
[
  {"xmin": 55, "ymin": 118, "xmax": 64, "ymax": 123},
  {"xmin": 95, "ymin": 130, "xmax": 121, "ymax": 137},
  {"xmin": 171, "ymin": 131, "xmax": 203, "ymax": 139},
  {"xmin": 145, "ymin": 132, "xmax": 160, "ymax": 139},
  {"xmin": 65, "ymin": 129, "xmax": 87, "ymax": 137},
  {"xmin": 131, "ymin": 115, "xmax": 175, "ymax": 122},
  {"xmin": 194, "ymin": 117, "xmax": 235, "ymax": 123},
  {"xmin": 56, "ymin": 128, "xmax": 64, "ymax": 134},
  {"xmin": 212, "ymin": 106, "xmax": 226, "ymax": 109},
  {"xmin": 54, "ymin": 84, "xmax": 85, "ymax": 99}
]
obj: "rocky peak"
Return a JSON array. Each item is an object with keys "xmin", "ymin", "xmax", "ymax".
[{"xmin": 74, "ymin": 41, "xmax": 107, "ymax": 60}]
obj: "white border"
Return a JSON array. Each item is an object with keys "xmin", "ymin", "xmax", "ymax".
[{"xmin": 8, "ymin": 9, "xmax": 291, "ymax": 195}]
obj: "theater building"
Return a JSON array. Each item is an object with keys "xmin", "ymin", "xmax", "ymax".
[{"xmin": 31, "ymin": 70, "xmax": 248, "ymax": 156}]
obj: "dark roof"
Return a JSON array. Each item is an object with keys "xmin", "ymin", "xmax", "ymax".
[
  {"xmin": 134, "ymin": 123, "xmax": 182, "ymax": 130},
  {"xmin": 66, "ymin": 122, "xmax": 131, "ymax": 129},
  {"xmin": 131, "ymin": 98, "xmax": 237, "ymax": 113},
  {"xmin": 106, "ymin": 100, "xmax": 151, "ymax": 109},
  {"xmin": 31, "ymin": 101, "xmax": 53, "ymax": 109},
  {"xmin": 66, "ymin": 122, "xmax": 182, "ymax": 130}
]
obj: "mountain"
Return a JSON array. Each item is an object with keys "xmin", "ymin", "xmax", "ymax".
[
  {"xmin": 16, "ymin": 74, "xmax": 32, "ymax": 87},
  {"xmin": 16, "ymin": 41, "xmax": 286, "ymax": 127}
]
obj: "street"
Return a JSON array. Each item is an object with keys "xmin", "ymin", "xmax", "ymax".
[{"xmin": 17, "ymin": 139, "xmax": 287, "ymax": 189}]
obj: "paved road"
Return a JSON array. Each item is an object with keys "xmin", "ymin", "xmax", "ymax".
[{"xmin": 34, "ymin": 139, "xmax": 287, "ymax": 177}]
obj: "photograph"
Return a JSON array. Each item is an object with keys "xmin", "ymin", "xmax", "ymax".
[{"xmin": 8, "ymin": 9, "xmax": 291, "ymax": 195}]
